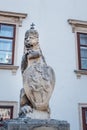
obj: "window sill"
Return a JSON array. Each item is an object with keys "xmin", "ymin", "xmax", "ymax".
[
  {"xmin": 0, "ymin": 65, "xmax": 19, "ymax": 74},
  {"xmin": 74, "ymin": 70, "xmax": 87, "ymax": 78}
]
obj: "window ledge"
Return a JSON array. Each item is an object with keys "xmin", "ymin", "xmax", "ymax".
[
  {"xmin": 68, "ymin": 19, "xmax": 87, "ymax": 33},
  {"xmin": 0, "ymin": 65, "xmax": 19, "ymax": 74},
  {"xmin": 0, "ymin": 10, "xmax": 27, "ymax": 27},
  {"xmin": 74, "ymin": 70, "xmax": 87, "ymax": 78}
]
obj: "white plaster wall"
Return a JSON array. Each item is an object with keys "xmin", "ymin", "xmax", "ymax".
[{"xmin": 0, "ymin": 0, "xmax": 87, "ymax": 130}]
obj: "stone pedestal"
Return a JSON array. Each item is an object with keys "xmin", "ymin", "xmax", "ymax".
[{"xmin": 0, "ymin": 118, "xmax": 70, "ymax": 130}]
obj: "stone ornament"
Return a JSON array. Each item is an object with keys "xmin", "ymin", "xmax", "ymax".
[{"xmin": 19, "ymin": 23, "xmax": 55, "ymax": 119}]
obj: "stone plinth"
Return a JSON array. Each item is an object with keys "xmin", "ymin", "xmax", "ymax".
[{"xmin": 0, "ymin": 118, "xmax": 70, "ymax": 130}]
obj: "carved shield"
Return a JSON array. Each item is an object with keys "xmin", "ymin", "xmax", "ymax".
[{"xmin": 23, "ymin": 63, "xmax": 55, "ymax": 111}]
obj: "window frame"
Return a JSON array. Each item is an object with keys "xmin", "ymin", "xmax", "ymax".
[
  {"xmin": 0, "ymin": 101, "xmax": 18, "ymax": 119},
  {"xmin": 78, "ymin": 103, "xmax": 87, "ymax": 130},
  {"xmin": 68, "ymin": 19, "xmax": 87, "ymax": 77},
  {"xmin": 77, "ymin": 32, "xmax": 87, "ymax": 70},
  {"xmin": 82, "ymin": 107, "xmax": 87, "ymax": 130},
  {"xmin": 0, "ymin": 23, "xmax": 16, "ymax": 65},
  {"xmin": 0, "ymin": 11, "xmax": 27, "ymax": 73},
  {"xmin": 0, "ymin": 105, "xmax": 13, "ymax": 120}
]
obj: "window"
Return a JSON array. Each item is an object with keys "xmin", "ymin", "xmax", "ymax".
[
  {"xmin": 0, "ymin": 11, "xmax": 27, "ymax": 73},
  {"xmin": 0, "ymin": 101, "xmax": 18, "ymax": 120},
  {"xmin": 82, "ymin": 107, "xmax": 87, "ymax": 130},
  {"xmin": 0, "ymin": 23, "xmax": 16, "ymax": 65},
  {"xmin": 68, "ymin": 19, "xmax": 87, "ymax": 77},
  {"xmin": 77, "ymin": 33, "xmax": 87, "ymax": 70},
  {"xmin": 78, "ymin": 103, "xmax": 87, "ymax": 130},
  {"xmin": 0, "ymin": 106, "xmax": 13, "ymax": 120}
]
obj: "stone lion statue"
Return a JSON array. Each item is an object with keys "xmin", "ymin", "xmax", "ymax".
[{"xmin": 19, "ymin": 23, "xmax": 55, "ymax": 119}]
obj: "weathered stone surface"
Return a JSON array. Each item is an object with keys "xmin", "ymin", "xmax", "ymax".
[
  {"xmin": 19, "ymin": 23, "xmax": 55, "ymax": 119},
  {"xmin": 0, "ymin": 118, "xmax": 70, "ymax": 130},
  {"xmin": 34, "ymin": 127, "xmax": 57, "ymax": 130}
]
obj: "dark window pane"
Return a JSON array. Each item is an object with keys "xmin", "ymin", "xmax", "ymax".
[
  {"xmin": 80, "ymin": 34, "xmax": 87, "ymax": 45},
  {"xmin": 0, "ymin": 39, "xmax": 12, "ymax": 51},
  {"xmin": 82, "ymin": 108, "xmax": 87, "ymax": 130},
  {"xmin": 85, "ymin": 111, "xmax": 87, "ymax": 124},
  {"xmin": 0, "ymin": 25, "xmax": 14, "ymax": 38}
]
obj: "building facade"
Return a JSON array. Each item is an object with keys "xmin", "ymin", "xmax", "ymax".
[{"xmin": 0, "ymin": 0, "xmax": 87, "ymax": 130}]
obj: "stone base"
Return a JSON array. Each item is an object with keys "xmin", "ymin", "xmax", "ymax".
[
  {"xmin": 26, "ymin": 109, "xmax": 50, "ymax": 119},
  {"xmin": 0, "ymin": 118, "xmax": 70, "ymax": 130}
]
